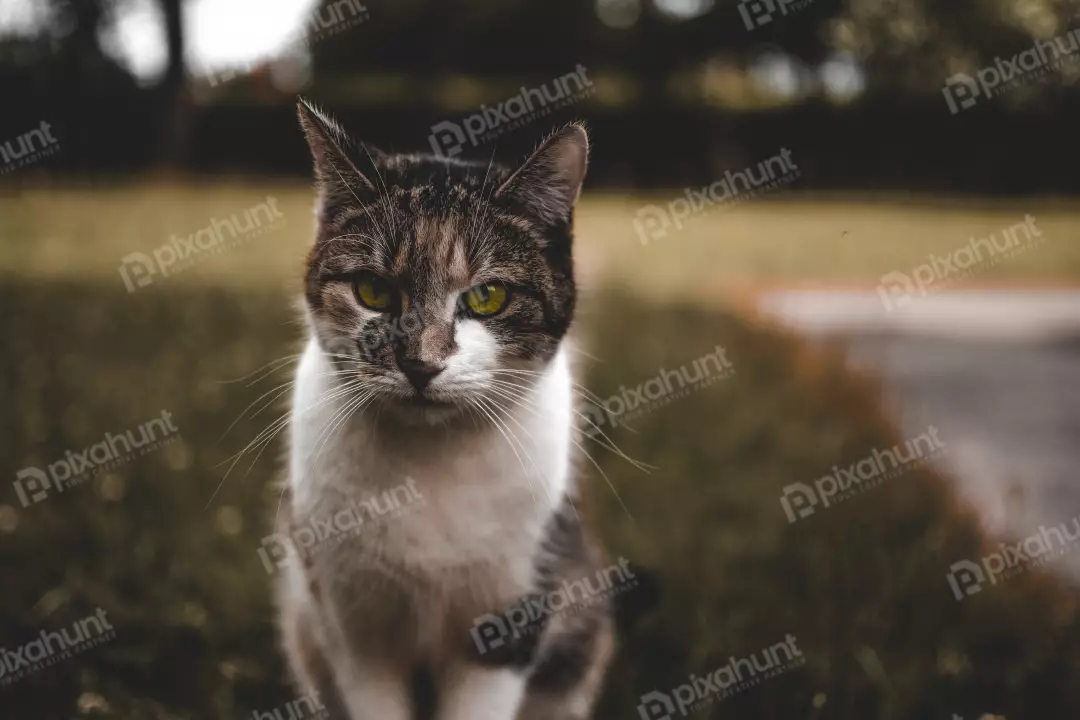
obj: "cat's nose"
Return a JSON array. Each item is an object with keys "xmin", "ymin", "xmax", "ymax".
[{"xmin": 398, "ymin": 357, "xmax": 444, "ymax": 392}]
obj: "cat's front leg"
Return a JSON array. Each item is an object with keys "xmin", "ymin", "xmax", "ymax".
[
  {"xmin": 296, "ymin": 585, "xmax": 415, "ymax": 720},
  {"xmin": 338, "ymin": 657, "xmax": 414, "ymax": 720},
  {"xmin": 436, "ymin": 663, "xmax": 529, "ymax": 720},
  {"xmin": 515, "ymin": 614, "xmax": 616, "ymax": 720},
  {"xmin": 436, "ymin": 591, "xmax": 547, "ymax": 720},
  {"xmin": 319, "ymin": 575, "xmax": 416, "ymax": 720}
]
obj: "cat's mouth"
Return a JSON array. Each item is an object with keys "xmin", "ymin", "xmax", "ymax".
[
  {"xmin": 398, "ymin": 394, "xmax": 454, "ymax": 409},
  {"xmin": 381, "ymin": 389, "xmax": 467, "ymax": 426}
]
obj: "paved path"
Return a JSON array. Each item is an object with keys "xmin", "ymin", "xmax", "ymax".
[{"xmin": 757, "ymin": 290, "xmax": 1080, "ymax": 578}]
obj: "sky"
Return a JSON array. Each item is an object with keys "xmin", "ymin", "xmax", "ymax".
[{"xmin": 0, "ymin": 0, "xmax": 319, "ymax": 83}]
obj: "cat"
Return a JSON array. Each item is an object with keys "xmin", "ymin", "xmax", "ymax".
[{"xmin": 276, "ymin": 99, "xmax": 615, "ymax": 720}]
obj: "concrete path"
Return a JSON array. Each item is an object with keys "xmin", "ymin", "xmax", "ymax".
[{"xmin": 757, "ymin": 290, "xmax": 1080, "ymax": 578}]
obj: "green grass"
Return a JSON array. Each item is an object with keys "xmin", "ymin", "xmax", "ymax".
[
  {"xmin": 580, "ymin": 297, "xmax": 1080, "ymax": 719},
  {"xmin": 3, "ymin": 185, "xmax": 1080, "ymax": 718},
  {"xmin": 3, "ymin": 184, "xmax": 1079, "ymax": 297}
]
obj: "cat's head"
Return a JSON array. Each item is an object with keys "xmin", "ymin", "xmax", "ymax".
[{"xmin": 297, "ymin": 99, "xmax": 587, "ymax": 424}]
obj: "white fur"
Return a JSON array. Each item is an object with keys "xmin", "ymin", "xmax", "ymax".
[
  {"xmin": 439, "ymin": 665, "xmax": 528, "ymax": 720},
  {"xmin": 285, "ymin": 320, "xmax": 574, "ymax": 719}
]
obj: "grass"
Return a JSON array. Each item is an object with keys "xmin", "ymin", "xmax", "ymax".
[
  {"xmin": 2, "ymin": 184, "xmax": 1080, "ymax": 718},
  {"xmin": 580, "ymin": 297, "xmax": 1080, "ymax": 719},
  {"xmin": 3, "ymin": 184, "xmax": 1079, "ymax": 295}
]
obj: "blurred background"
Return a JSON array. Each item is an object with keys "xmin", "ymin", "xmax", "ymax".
[{"xmin": 2, "ymin": 0, "xmax": 1080, "ymax": 718}]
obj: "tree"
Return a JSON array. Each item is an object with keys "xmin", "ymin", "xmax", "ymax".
[{"xmin": 156, "ymin": 0, "xmax": 189, "ymax": 169}]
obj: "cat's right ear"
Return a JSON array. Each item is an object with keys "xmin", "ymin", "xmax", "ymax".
[
  {"xmin": 495, "ymin": 123, "xmax": 588, "ymax": 228},
  {"xmin": 296, "ymin": 98, "xmax": 380, "ymax": 208}
]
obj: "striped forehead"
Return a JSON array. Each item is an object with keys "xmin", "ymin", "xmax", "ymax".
[
  {"xmin": 391, "ymin": 214, "xmax": 469, "ymax": 287},
  {"xmin": 349, "ymin": 186, "xmax": 472, "ymax": 299},
  {"xmin": 331, "ymin": 182, "xmax": 536, "ymax": 290}
]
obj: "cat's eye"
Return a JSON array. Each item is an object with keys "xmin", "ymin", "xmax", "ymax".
[
  {"xmin": 354, "ymin": 274, "xmax": 393, "ymax": 311},
  {"xmin": 462, "ymin": 282, "xmax": 509, "ymax": 317}
]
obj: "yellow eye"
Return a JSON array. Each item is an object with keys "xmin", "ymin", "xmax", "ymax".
[
  {"xmin": 354, "ymin": 275, "xmax": 393, "ymax": 310},
  {"xmin": 464, "ymin": 282, "xmax": 509, "ymax": 317}
]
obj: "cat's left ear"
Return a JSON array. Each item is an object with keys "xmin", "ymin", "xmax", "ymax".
[
  {"xmin": 296, "ymin": 98, "xmax": 382, "ymax": 206},
  {"xmin": 495, "ymin": 123, "xmax": 588, "ymax": 227}
]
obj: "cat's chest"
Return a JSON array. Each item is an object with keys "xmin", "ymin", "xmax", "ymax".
[
  {"xmin": 390, "ymin": 472, "xmax": 547, "ymax": 571},
  {"xmin": 317, "ymin": 440, "xmax": 558, "ymax": 575},
  {"xmin": 300, "ymin": 455, "xmax": 556, "ymax": 651}
]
